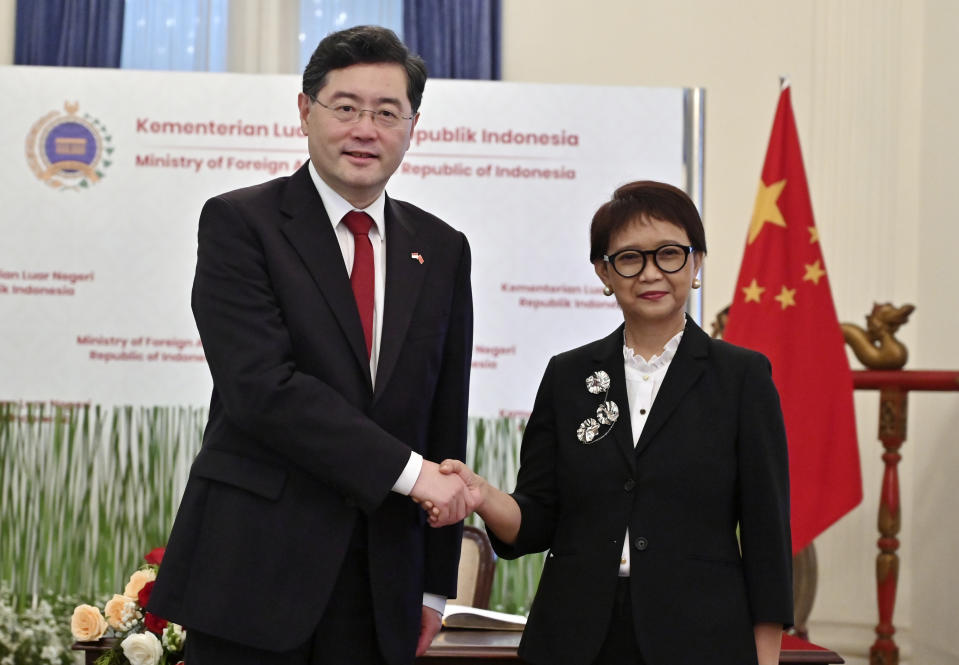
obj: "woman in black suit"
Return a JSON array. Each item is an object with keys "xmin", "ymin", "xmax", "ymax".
[{"xmin": 433, "ymin": 181, "xmax": 793, "ymax": 665}]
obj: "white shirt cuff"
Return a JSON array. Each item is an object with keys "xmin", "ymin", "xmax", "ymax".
[
  {"xmin": 391, "ymin": 451, "xmax": 423, "ymax": 495},
  {"xmin": 423, "ymin": 592, "xmax": 447, "ymax": 616}
]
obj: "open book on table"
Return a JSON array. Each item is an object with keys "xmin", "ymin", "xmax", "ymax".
[{"xmin": 441, "ymin": 604, "xmax": 527, "ymax": 631}]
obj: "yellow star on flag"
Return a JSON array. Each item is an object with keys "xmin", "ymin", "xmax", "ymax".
[
  {"xmin": 807, "ymin": 226, "xmax": 819, "ymax": 244},
  {"xmin": 742, "ymin": 278, "xmax": 766, "ymax": 303},
  {"xmin": 774, "ymin": 285, "xmax": 797, "ymax": 310},
  {"xmin": 747, "ymin": 178, "xmax": 787, "ymax": 244},
  {"xmin": 803, "ymin": 260, "xmax": 826, "ymax": 285}
]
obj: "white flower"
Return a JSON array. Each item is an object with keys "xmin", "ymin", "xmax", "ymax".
[
  {"xmin": 577, "ymin": 371, "xmax": 618, "ymax": 443},
  {"xmin": 596, "ymin": 401, "xmax": 619, "ymax": 425},
  {"xmin": 577, "ymin": 418, "xmax": 600, "ymax": 443},
  {"xmin": 121, "ymin": 631, "xmax": 164, "ymax": 665},
  {"xmin": 585, "ymin": 370, "xmax": 610, "ymax": 394},
  {"xmin": 162, "ymin": 622, "xmax": 186, "ymax": 652}
]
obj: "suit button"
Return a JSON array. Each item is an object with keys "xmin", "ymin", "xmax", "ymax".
[
  {"xmin": 634, "ymin": 537, "xmax": 649, "ymax": 551},
  {"xmin": 624, "ymin": 479, "xmax": 635, "ymax": 492}
]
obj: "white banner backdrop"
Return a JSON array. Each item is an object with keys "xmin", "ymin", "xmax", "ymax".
[{"xmin": 0, "ymin": 66, "xmax": 689, "ymax": 416}]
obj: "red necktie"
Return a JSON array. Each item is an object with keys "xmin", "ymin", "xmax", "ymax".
[{"xmin": 342, "ymin": 211, "xmax": 375, "ymax": 358}]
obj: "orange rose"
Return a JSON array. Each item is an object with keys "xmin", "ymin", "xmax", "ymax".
[
  {"xmin": 104, "ymin": 593, "xmax": 132, "ymax": 629},
  {"xmin": 124, "ymin": 568, "xmax": 157, "ymax": 600},
  {"xmin": 71, "ymin": 604, "xmax": 108, "ymax": 641}
]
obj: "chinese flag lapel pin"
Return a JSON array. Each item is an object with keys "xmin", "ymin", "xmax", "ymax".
[{"xmin": 410, "ymin": 252, "xmax": 424, "ymax": 264}]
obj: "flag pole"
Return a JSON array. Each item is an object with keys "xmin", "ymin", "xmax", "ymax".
[{"xmin": 682, "ymin": 87, "xmax": 706, "ymax": 325}]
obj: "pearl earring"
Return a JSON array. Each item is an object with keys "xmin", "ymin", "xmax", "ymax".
[
  {"xmin": 603, "ymin": 285, "xmax": 614, "ymax": 296},
  {"xmin": 691, "ymin": 278, "xmax": 701, "ymax": 290}
]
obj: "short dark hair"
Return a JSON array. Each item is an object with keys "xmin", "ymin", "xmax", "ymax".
[
  {"xmin": 589, "ymin": 180, "xmax": 707, "ymax": 263},
  {"xmin": 302, "ymin": 25, "xmax": 428, "ymax": 113}
]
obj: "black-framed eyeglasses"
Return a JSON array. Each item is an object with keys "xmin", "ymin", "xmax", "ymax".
[
  {"xmin": 309, "ymin": 95, "xmax": 414, "ymax": 129},
  {"xmin": 603, "ymin": 244, "xmax": 694, "ymax": 278}
]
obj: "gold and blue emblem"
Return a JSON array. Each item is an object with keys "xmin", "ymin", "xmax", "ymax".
[{"xmin": 26, "ymin": 101, "xmax": 113, "ymax": 191}]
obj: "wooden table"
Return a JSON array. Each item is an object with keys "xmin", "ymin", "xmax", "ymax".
[
  {"xmin": 75, "ymin": 631, "xmax": 844, "ymax": 664},
  {"xmin": 416, "ymin": 630, "xmax": 844, "ymax": 664}
]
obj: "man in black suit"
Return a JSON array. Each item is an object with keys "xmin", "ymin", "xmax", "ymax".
[{"xmin": 149, "ymin": 26, "xmax": 474, "ymax": 665}]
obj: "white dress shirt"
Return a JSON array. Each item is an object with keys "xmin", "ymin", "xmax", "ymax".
[
  {"xmin": 619, "ymin": 329, "xmax": 684, "ymax": 576},
  {"xmin": 308, "ymin": 165, "xmax": 443, "ymax": 613},
  {"xmin": 308, "ymin": 163, "xmax": 424, "ymax": 494}
]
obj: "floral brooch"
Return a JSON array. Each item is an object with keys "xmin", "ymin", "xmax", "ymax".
[{"xmin": 576, "ymin": 370, "xmax": 619, "ymax": 444}]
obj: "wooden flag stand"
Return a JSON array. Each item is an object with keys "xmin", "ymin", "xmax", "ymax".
[
  {"xmin": 852, "ymin": 367, "xmax": 959, "ymax": 665},
  {"xmin": 842, "ymin": 303, "xmax": 959, "ymax": 665}
]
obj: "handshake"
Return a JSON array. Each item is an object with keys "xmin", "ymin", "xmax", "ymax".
[{"xmin": 410, "ymin": 459, "xmax": 485, "ymax": 527}]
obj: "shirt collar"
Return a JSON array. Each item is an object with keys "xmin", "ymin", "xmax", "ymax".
[
  {"xmin": 623, "ymin": 329, "xmax": 684, "ymax": 373},
  {"xmin": 308, "ymin": 161, "xmax": 386, "ymax": 236}
]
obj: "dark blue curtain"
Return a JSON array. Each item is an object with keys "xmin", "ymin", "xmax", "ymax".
[
  {"xmin": 403, "ymin": 0, "xmax": 500, "ymax": 80},
  {"xmin": 15, "ymin": 0, "xmax": 125, "ymax": 67}
]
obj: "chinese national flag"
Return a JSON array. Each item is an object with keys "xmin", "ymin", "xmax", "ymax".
[{"xmin": 723, "ymin": 84, "xmax": 862, "ymax": 554}]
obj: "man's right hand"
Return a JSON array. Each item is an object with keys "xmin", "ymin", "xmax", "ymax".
[
  {"xmin": 410, "ymin": 460, "xmax": 472, "ymax": 526},
  {"xmin": 418, "ymin": 460, "xmax": 489, "ymax": 528},
  {"xmin": 434, "ymin": 459, "xmax": 521, "ymax": 545},
  {"xmin": 437, "ymin": 459, "xmax": 486, "ymax": 511}
]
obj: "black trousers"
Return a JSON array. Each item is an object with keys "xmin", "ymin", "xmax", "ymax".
[
  {"xmin": 185, "ymin": 520, "xmax": 388, "ymax": 665},
  {"xmin": 592, "ymin": 577, "xmax": 647, "ymax": 665}
]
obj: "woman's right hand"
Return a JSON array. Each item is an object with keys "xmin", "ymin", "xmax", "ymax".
[
  {"xmin": 431, "ymin": 459, "xmax": 522, "ymax": 544},
  {"xmin": 438, "ymin": 459, "xmax": 487, "ymax": 511}
]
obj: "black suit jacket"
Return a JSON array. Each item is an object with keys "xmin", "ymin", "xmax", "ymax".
[
  {"xmin": 490, "ymin": 319, "xmax": 792, "ymax": 665},
  {"xmin": 149, "ymin": 164, "xmax": 472, "ymax": 664}
]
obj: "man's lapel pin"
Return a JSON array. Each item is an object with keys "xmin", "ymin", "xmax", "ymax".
[{"xmin": 410, "ymin": 252, "xmax": 424, "ymax": 264}]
